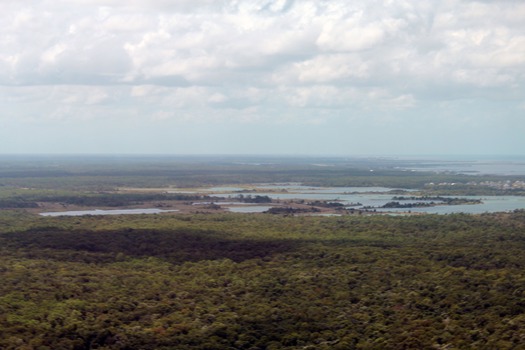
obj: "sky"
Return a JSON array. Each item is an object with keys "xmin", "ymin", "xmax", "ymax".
[{"xmin": 1, "ymin": 0, "xmax": 524, "ymax": 156}]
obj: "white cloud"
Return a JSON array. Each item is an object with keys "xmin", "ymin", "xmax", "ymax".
[
  {"xmin": 2, "ymin": 0, "xmax": 523, "ymax": 90},
  {"xmin": 279, "ymin": 54, "xmax": 370, "ymax": 84},
  {"xmin": 1, "ymin": 0, "xmax": 525, "ymax": 155},
  {"xmin": 316, "ymin": 19, "xmax": 385, "ymax": 52}
]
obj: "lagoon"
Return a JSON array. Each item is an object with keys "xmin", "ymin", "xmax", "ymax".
[
  {"xmin": 213, "ymin": 184, "xmax": 525, "ymax": 214},
  {"xmin": 374, "ymin": 196, "xmax": 525, "ymax": 214},
  {"xmin": 227, "ymin": 205, "xmax": 273, "ymax": 213}
]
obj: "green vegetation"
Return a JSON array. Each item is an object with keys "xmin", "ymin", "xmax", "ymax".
[
  {"xmin": 0, "ymin": 192, "xmax": 208, "ymax": 209},
  {"xmin": 2, "ymin": 211, "xmax": 525, "ymax": 349},
  {"xmin": 1, "ymin": 155, "xmax": 524, "ymax": 194},
  {"xmin": 235, "ymin": 195, "xmax": 273, "ymax": 203},
  {"xmin": 2, "ymin": 156, "xmax": 525, "ymax": 349},
  {"xmin": 381, "ymin": 196, "xmax": 483, "ymax": 209}
]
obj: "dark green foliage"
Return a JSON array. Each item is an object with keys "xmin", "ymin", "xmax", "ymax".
[
  {"xmin": 0, "ymin": 198, "xmax": 39, "ymax": 208},
  {"xmin": 265, "ymin": 206, "xmax": 319, "ymax": 214},
  {"xmin": 2, "ymin": 212, "xmax": 525, "ymax": 349},
  {"xmin": 386, "ymin": 196, "xmax": 483, "ymax": 208},
  {"xmin": 235, "ymin": 195, "xmax": 273, "ymax": 203},
  {"xmin": 0, "ymin": 193, "xmax": 207, "ymax": 208},
  {"xmin": 2, "ymin": 227, "xmax": 296, "ymax": 264},
  {"xmin": 307, "ymin": 200, "xmax": 345, "ymax": 208}
]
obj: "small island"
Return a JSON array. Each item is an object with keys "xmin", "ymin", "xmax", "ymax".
[{"xmin": 381, "ymin": 196, "xmax": 483, "ymax": 209}]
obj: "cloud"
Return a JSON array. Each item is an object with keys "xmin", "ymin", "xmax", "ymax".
[
  {"xmin": 2, "ymin": 1, "xmax": 523, "ymax": 89},
  {"xmin": 275, "ymin": 54, "xmax": 370, "ymax": 84},
  {"xmin": 316, "ymin": 19, "xmax": 386, "ymax": 52},
  {"xmin": 1, "ymin": 0, "xmax": 524, "ymax": 154}
]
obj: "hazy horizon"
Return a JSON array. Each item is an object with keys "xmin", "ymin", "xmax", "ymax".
[{"xmin": 2, "ymin": 153, "xmax": 525, "ymax": 161}]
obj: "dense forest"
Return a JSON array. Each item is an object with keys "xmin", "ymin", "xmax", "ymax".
[{"xmin": 2, "ymin": 210, "xmax": 525, "ymax": 349}]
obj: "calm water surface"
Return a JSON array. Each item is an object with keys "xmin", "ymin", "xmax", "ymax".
[
  {"xmin": 40, "ymin": 208, "xmax": 178, "ymax": 217},
  {"xmin": 400, "ymin": 157, "xmax": 525, "ymax": 176},
  {"xmin": 214, "ymin": 185, "xmax": 525, "ymax": 214},
  {"xmin": 40, "ymin": 184, "xmax": 525, "ymax": 216},
  {"xmin": 227, "ymin": 206, "xmax": 273, "ymax": 213}
]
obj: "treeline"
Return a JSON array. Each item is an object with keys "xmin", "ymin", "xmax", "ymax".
[
  {"xmin": 382, "ymin": 196, "xmax": 482, "ymax": 209},
  {"xmin": 0, "ymin": 198, "xmax": 40, "ymax": 208},
  {"xmin": 265, "ymin": 206, "xmax": 320, "ymax": 215},
  {"xmin": 2, "ymin": 211, "xmax": 525, "ymax": 349},
  {"xmin": 0, "ymin": 193, "xmax": 209, "ymax": 209},
  {"xmin": 1, "ymin": 156, "xmax": 523, "ymax": 193},
  {"xmin": 307, "ymin": 200, "xmax": 346, "ymax": 208},
  {"xmin": 234, "ymin": 195, "xmax": 273, "ymax": 203},
  {"xmin": 392, "ymin": 195, "xmax": 482, "ymax": 204}
]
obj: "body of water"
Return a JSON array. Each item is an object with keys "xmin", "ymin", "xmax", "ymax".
[
  {"xmin": 227, "ymin": 206, "xmax": 273, "ymax": 213},
  {"xmin": 398, "ymin": 156, "xmax": 525, "ymax": 176},
  {"xmin": 374, "ymin": 196, "xmax": 525, "ymax": 214},
  {"xmin": 214, "ymin": 184, "xmax": 525, "ymax": 214},
  {"xmin": 39, "ymin": 181, "xmax": 525, "ymax": 216},
  {"xmin": 40, "ymin": 208, "xmax": 179, "ymax": 217}
]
